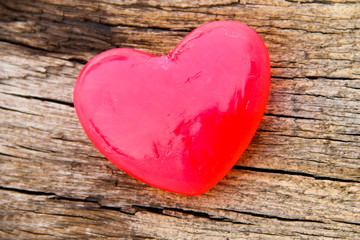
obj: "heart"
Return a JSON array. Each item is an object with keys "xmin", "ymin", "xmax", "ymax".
[{"xmin": 74, "ymin": 21, "xmax": 270, "ymax": 195}]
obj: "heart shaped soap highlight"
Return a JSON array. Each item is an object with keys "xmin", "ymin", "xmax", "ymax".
[{"xmin": 74, "ymin": 21, "xmax": 270, "ymax": 195}]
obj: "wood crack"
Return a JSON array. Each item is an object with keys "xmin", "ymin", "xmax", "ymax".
[
  {"xmin": 305, "ymin": 76, "xmax": 359, "ymax": 81},
  {"xmin": 288, "ymin": 92, "xmax": 359, "ymax": 101},
  {"xmin": 332, "ymin": 219, "xmax": 360, "ymax": 226},
  {"xmin": 275, "ymin": 134, "xmax": 360, "ymax": 144},
  {"xmin": 0, "ymin": 186, "xmax": 249, "ymax": 225},
  {"xmin": 134, "ymin": 205, "xmax": 251, "ymax": 225},
  {"xmin": 1, "ymin": 91, "xmax": 74, "ymax": 107},
  {"xmin": 1, "ymin": 185, "xmax": 321, "ymax": 226},
  {"xmin": 264, "ymin": 113, "xmax": 322, "ymax": 121},
  {"xmin": 0, "ymin": 229, "xmax": 17, "ymax": 236},
  {"xmin": 0, "ymin": 106, "xmax": 41, "ymax": 116},
  {"xmin": 0, "ymin": 39, "xmax": 58, "ymax": 56},
  {"xmin": 16, "ymin": 144, "xmax": 59, "ymax": 154},
  {"xmin": 233, "ymin": 166, "xmax": 360, "ymax": 183},
  {"xmin": 222, "ymin": 208, "xmax": 324, "ymax": 223},
  {"xmin": 284, "ymin": 0, "xmax": 358, "ymax": 5},
  {"xmin": 0, "ymin": 186, "xmax": 55, "ymax": 196},
  {"xmin": 98, "ymin": 205, "xmax": 136, "ymax": 216},
  {"xmin": 0, "ymin": 151, "xmax": 22, "ymax": 159},
  {"xmin": 0, "ymin": 39, "xmax": 89, "ymax": 65}
]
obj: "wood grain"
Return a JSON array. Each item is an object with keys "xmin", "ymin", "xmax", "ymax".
[{"xmin": 1, "ymin": 0, "xmax": 359, "ymax": 239}]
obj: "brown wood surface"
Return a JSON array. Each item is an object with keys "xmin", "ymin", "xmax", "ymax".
[{"xmin": 1, "ymin": 0, "xmax": 359, "ymax": 239}]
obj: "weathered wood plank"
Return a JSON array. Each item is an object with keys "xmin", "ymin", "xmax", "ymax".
[
  {"xmin": 1, "ymin": 182, "xmax": 359, "ymax": 239},
  {"xmin": 1, "ymin": 42, "xmax": 359, "ymax": 182},
  {"xmin": 1, "ymin": 0, "xmax": 359, "ymax": 79},
  {"xmin": 1, "ymin": 0, "xmax": 359, "ymax": 238}
]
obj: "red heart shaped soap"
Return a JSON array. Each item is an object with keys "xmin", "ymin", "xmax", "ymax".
[{"xmin": 74, "ymin": 21, "xmax": 270, "ymax": 195}]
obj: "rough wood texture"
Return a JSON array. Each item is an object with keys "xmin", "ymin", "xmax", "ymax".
[{"xmin": 1, "ymin": 0, "xmax": 359, "ymax": 239}]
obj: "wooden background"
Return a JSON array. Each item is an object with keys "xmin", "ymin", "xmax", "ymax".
[{"xmin": 1, "ymin": 0, "xmax": 359, "ymax": 239}]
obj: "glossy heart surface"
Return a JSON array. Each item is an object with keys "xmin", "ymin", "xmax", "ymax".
[{"xmin": 74, "ymin": 21, "xmax": 270, "ymax": 195}]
